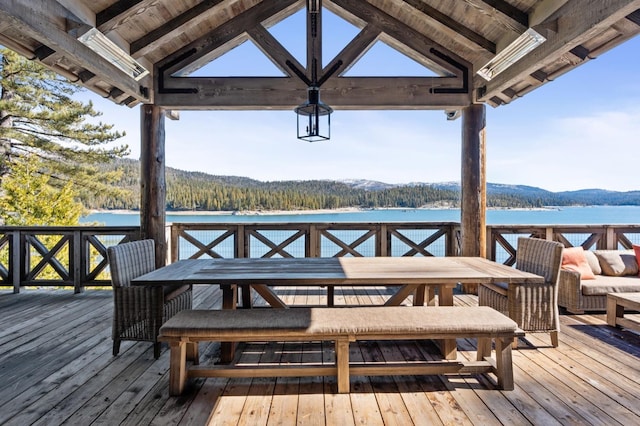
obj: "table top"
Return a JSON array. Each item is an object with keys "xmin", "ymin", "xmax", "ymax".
[
  {"xmin": 132, "ymin": 256, "xmax": 544, "ymax": 287},
  {"xmin": 607, "ymin": 292, "xmax": 640, "ymax": 304}
]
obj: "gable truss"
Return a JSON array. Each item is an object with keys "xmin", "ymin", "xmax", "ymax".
[{"xmin": 154, "ymin": 0, "xmax": 473, "ymax": 111}]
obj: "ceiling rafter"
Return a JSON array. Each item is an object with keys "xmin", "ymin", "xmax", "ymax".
[
  {"xmin": 461, "ymin": 0, "xmax": 527, "ymax": 34},
  {"xmin": 246, "ymin": 25, "xmax": 303, "ymax": 77},
  {"xmin": 0, "ymin": 0, "xmax": 149, "ymax": 103},
  {"xmin": 329, "ymin": 0, "xmax": 471, "ymax": 78},
  {"xmin": 478, "ymin": 0, "xmax": 640, "ymax": 103},
  {"xmin": 402, "ymin": 0, "xmax": 496, "ymax": 54},
  {"xmin": 477, "ymin": 0, "xmax": 528, "ymax": 28},
  {"xmin": 323, "ymin": 24, "xmax": 381, "ymax": 77},
  {"xmin": 158, "ymin": 0, "xmax": 300, "ymax": 77},
  {"xmin": 131, "ymin": 0, "xmax": 226, "ymax": 57},
  {"xmin": 97, "ymin": 0, "xmax": 148, "ymax": 33}
]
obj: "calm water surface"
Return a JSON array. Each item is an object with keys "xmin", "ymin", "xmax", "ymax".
[{"xmin": 82, "ymin": 206, "xmax": 640, "ymax": 226}]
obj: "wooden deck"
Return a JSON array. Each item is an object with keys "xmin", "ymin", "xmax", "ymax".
[{"xmin": 1, "ymin": 285, "xmax": 639, "ymax": 425}]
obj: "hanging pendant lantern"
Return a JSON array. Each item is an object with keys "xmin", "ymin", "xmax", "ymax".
[{"xmin": 295, "ymin": 87, "xmax": 332, "ymax": 142}]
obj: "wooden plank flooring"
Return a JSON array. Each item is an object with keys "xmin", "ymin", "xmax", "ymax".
[{"xmin": 0, "ymin": 285, "xmax": 639, "ymax": 425}]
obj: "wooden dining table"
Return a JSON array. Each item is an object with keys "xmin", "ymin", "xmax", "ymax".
[{"xmin": 133, "ymin": 256, "xmax": 543, "ymax": 360}]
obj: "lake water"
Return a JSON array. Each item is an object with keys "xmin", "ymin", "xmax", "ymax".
[{"xmin": 82, "ymin": 205, "xmax": 640, "ymax": 226}]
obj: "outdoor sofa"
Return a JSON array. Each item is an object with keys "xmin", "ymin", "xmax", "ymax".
[{"xmin": 558, "ymin": 247, "xmax": 640, "ymax": 314}]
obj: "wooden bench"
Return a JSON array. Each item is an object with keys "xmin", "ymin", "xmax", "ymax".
[{"xmin": 159, "ymin": 306, "xmax": 521, "ymax": 395}]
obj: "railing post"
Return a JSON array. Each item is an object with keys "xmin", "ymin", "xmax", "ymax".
[
  {"xmin": 485, "ymin": 226, "xmax": 494, "ymax": 261},
  {"xmin": 308, "ymin": 224, "xmax": 317, "ymax": 257},
  {"xmin": 73, "ymin": 231, "xmax": 83, "ymax": 293},
  {"xmin": 165, "ymin": 223, "xmax": 180, "ymax": 263},
  {"xmin": 12, "ymin": 230, "xmax": 20, "ymax": 293},
  {"xmin": 237, "ymin": 225, "xmax": 245, "ymax": 258},
  {"xmin": 605, "ymin": 226, "xmax": 616, "ymax": 249},
  {"xmin": 379, "ymin": 224, "xmax": 388, "ymax": 257}
]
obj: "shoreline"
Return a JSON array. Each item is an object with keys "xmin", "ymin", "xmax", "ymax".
[{"xmin": 88, "ymin": 206, "xmax": 560, "ymax": 216}]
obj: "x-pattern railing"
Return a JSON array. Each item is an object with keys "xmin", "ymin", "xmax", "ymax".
[{"xmin": 3, "ymin": 222, "xmax": 640, "ymax": 292}]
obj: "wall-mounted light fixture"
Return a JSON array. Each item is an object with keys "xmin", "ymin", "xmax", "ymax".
[
  {"xmin": 477, "ymin": 28, "xmax": 546, "ymax": 81},
  {"xmin": 78, "ymin": 28, "xmax": 149, "ymax": 80}
]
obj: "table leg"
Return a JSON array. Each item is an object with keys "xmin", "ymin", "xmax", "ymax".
[
  {"xmin": 220, "ymin": 284, "xmax": 237, "ymax": 363},
  {"xmin": 438, "ymin": 285, "xmax": 456, "ymax": 359},
  {"xmin": 438, "ymin": 285, "xmax": 453, "ymax": 306},
  {"xmin": 240, "ymin": 284, "xmax": 252, "ymax": 308},
  {"xmin": 384, "ymin": 284, "xmax": 419, "ymax": 306},
  {"xmin": 413, "ymin": 286, "xmax": 426, "ymax": 306}
]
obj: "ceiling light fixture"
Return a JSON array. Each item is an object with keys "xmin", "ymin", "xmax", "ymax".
[
  {"xmin": 78, "ymin": 28, "xmax": 149, "ymax": 81},
  {"xmin": 477, "ymin": 28, "xmax": 546, "ymax": 81},
  {"xmin": 293, "ymin": 0, "xmax": 334, "ymax": 142}
]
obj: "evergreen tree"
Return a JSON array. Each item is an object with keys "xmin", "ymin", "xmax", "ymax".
[
  {"xmin": 0, "ymin": 48, "xmax": 129, "ymax": 218},
  {"xmin": 0, "ymin": 154, "xmax": 83, "ymax": 225}
]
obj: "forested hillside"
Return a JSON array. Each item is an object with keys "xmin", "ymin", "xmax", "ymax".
[{"xmin": 84, "ymin": 159, "xmax": 640, "ymax": 211}]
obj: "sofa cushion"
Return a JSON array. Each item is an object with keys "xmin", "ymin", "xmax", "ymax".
[
  {"xmin": 594, "ymin": 250, "xmax": 638, "ymax": 276},
  {"xmin": 621, "ymin": 251, "xmax": 639, "ymax": 275},
  {"xmin": 561, "ymin": 247, "xmax": 595, "ymax": 279},
  {"xmin": 584, "ymin": 250, "xmax": 601, "ymax": 275},
  {"xmin": 580, "ymin": 274, "xmax": 640, "ymax": 295},
  {"xmin": 634, "ymin": 244, "xmax": 640, "ymax": 275}
]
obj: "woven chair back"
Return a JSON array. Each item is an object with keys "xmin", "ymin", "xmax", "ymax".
[
  {"xmin": 515, "ymin": 237, "xmax": 564, "ymax": 284},
  {"xmin": 107, "ymin": 239, "xmax": 156, "ymax": 288}
]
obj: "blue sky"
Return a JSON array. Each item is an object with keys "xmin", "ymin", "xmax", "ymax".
[{"xmin": 81, "ymin": 10, "xmax": 640, "ymax": 192}]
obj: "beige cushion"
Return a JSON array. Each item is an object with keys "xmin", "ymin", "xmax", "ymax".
[
  {"xmin": 595, "ymin": 250, "xmax": 638, "ymax": 276},
  {"xmin": 584, "ymin": 250, "xmax": 601, "ymax": 275},
  {"xmin": 621, "ymin": 251, "xmax": 639, "ymax": 275},
  {"xmin": 159, "ymin": 306, "xmax": 518, "ymax": 339},
  {"xmin": 580, "ymin": 275, "xmax": 640, "ymax": 295}
]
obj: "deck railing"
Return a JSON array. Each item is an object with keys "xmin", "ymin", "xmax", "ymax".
[
  {"xmin": 0, "ymin": 226, "xmax": 139, "ymax": 293},
  {"xmin": 2, "ymin": 222, "xmax": 640, "ymax": 293}
]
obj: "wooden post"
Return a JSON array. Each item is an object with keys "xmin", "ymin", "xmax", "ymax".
[
  {"xmin": 460, "ymin": 104, "xmax": 486, "ymax": 293},
  {"xmin": 140, "ymin": 104, "xmax": 167, "ymax": 268}
]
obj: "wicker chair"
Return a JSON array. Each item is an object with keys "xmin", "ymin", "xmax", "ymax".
[
  {"xmin": 479, "ymin": 237, "xmax": 564, "ymax": 347},
  {"xmin": 107, "ymin": 239, "xmax": 192, "ymax": 359}
]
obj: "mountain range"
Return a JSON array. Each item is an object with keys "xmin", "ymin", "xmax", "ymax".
[{"xmin": 87, "ymin": 159, "xmax": 640, "ymax": 211}]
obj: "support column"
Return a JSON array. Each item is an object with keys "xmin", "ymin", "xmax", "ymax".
[
  {"xmin": 460, "ymin": 103, "xmax": 487, "ymax": 260},
  {"xmin": 140, "ymin": 104, "xmax": 167, "ymax": 267}
]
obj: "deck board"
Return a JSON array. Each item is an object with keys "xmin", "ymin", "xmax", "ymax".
[{"xmin": 0, "ymin": 286, "xmax": 639, "ymax": 425}]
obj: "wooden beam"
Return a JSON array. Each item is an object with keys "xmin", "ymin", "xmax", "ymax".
[
  {"xmin": 477, "ymin": 0, "xmax": 640, "ymax": 102},
  {"xmin": 96, "ymin": 0, "xmax": 149, "ymax": 33},
  {"xmin": 530, "ymin": 0, "xmax": 570, "ymax": 27},
  {"xmin": 130, "ymin": 0, "xmax": 226, "ymax": 57},
  {"xmin": 0, "ymin": 0, "xmax": 149, "ymax": 102},
  {"xmin": 460, "ymin": 104, "xmax": 486, "ymax": 259},
  {"xmin": 140, "ymin": 104, "xmax": 167, "ymax": 268},
  {"xmin": 403, "ymin": 0, "xmax": 496, "ymax": 54},
  {"xmin": 157, "ymin": 0, "xmax": 300, "ymax": 77},
  {"xmin": 57, "ymin": 0, "xmax": 96, "ymax": 26},
  {"xmin": 474, "ymin": 0, "xmax": 528, "ymax": 30},
  {"xmin": 246, "ymin": 25, "xmax": 303, "ymax": 76},
  {"xmin": 330, "ymin": 0, "xmax": 471, "ymax": 78},
  {"xmin": 323, "ymin": 24, "xmax": 380, "ymax": 77},
  {"xmin": 154, "ymin": 76, "xmax": 471, "ymax": 110}
]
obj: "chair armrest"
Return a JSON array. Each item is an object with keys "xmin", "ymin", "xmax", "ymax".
[{"xmin": 558, "ymin": 269, "xmax": 583, "ymax": 310}]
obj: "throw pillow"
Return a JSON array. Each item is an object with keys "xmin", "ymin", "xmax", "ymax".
[
  {"xmin": 584, "ymin": 250, "xmax": 601, "ymax": 275},
  {"xmin": 620, "ymin": 250, "xmax": 639, "ymax": 276},
  {"xmin": 633, "ymin": 244, "xmax": 640, "ymax": 276},
  {"xmin": 561, "ymin": 246, "xmax": 595, "ymax": 279},
  {"xmin": 595, "ymin": 251, "xmax": 627, "ymax": 276}
]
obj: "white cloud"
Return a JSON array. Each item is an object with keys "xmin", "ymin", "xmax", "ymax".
[{"xmin": 486, "ymin": 106, "xmax": 640, "ymax": 191}]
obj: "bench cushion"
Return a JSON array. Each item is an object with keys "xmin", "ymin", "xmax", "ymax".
[
  {"xmin": 159, "ymin": 306, "xmax": 517, "ymax": 340},
  {"xmin": 581, "ymin": 275, "xmax": 640, "ymax": 295}
]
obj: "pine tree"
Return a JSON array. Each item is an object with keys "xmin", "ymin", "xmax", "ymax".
[
  {"xmin": 0, "ymin": 48, "xmax": 130, "ymax": 219},
  {"xmin": 0, "ymin": 154, "xmax": 83, "ymax": 225}
]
